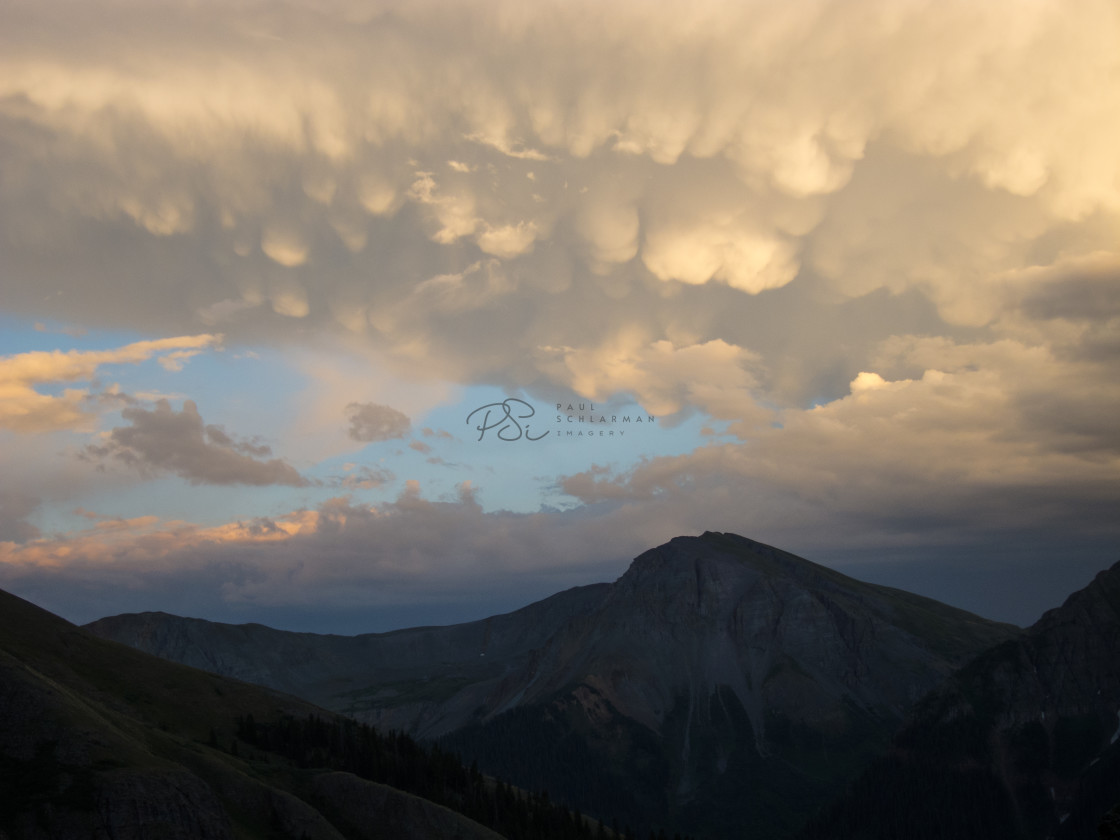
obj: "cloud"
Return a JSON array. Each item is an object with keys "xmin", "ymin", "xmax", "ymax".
[
  {"xmin": 0, "ymin": 335, "xmax": 221, "ymax": 433},
  {"xmin": 538, "ymin": 336, "xmax": 766, "ymax": 421},
  {"xmin": 83, "ymin": 399, "xmax": 308, "ymax": 486},
  {"xmin": 1016, "ymin": 254, "xmax": 1120, "ymax": 322},
  {"xmin": 0, "ymin": 486, "xmax": 667, "ymax": 616},
  {"xmin": 994, "ymin": 252, "xmax": 1120, "ymax": 364},
  {"xmin": 1, "ymin": 0, "xmax": 1116, "ymax": 404},
  {"xmin": 560, "ymin": 334, "xmax": 1120, "ymax": 537},
  {"xmin": 330, "ymin": 465, "xmax": 394, "ymax": 491},
  {"xmin": 1, "ymin": 0, "xmax": 1119, "ymax": 634},
  {"xmin": 0, "ymin": 491, "xmax": 41, "ymax": 543},
  {"xmin": 2, "ymin": 472, "xmax": 1113, "ymax": 632},
  {"xmin": 345, "ymin": 402, "xmax": 412, "ymax": 442}
]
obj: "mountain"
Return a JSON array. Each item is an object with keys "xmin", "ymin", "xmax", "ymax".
[
  {"xmin": 800, "ymin": 559, "xmax": 1120, "ymax": 840},
  {"xmin": 87, "ymin": 580, "xmax": 612, "ymax": 737},
  {"xmin": 0, "ymin": 586, "xmax": 601, "ymax": 839},
  {"xmin": 87, "ymin": 532, "xmax": 1019, "ymax": 838}
]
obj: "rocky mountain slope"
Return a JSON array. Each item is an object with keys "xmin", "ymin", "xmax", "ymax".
[
  {"xmin": 801, "ymin": 559, "xmax": 1120, "ymax": 840},
  {"xmin": 88, "ymin": 532, "xmax": 1019, "ymax": 838},
  {"xmin": 440, "ymin": 532, "xmax": 1020, "ymax": 838}
]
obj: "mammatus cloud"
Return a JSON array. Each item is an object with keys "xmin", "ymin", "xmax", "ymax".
[
  {"xmin": 82, "ymin": 399, "xmax": 308, "ymax": 487},
  {"xmin": 346, "ymin": 402, "xmax": 411, "ymax": 442},
  {"xmin": 537, "ymin": 337, "xmax": 766, "ymax": 422},
  {"xmin": 1, "ymin": 0, "xmax": 1118, "ymax": 633},
  {"xmin": 0, "ymin": 335, "xmax": 221, "ymax": 432},
  {"xmin": 0, "ymin": 0, "xmax": 1117, "ymax": 404}
]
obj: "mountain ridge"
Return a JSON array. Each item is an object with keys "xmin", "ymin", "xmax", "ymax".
[
  {"xmin": 87, "ymin": 580, "xmax": 615, "ymax": 730},
  {"xmin": 0, "ymin": 586, "xmax": 512, "ymax": 840},
  {"xmin": 800, "ymin": 559, "xmax": 1120, "ymax": 840},
  {"xmin": 87, "ymin": 531, "xmax": 1020, "ymax": 838}
]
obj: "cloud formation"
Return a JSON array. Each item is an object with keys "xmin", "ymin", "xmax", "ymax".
[
  {"xmin": 83, "ymin": 399, "xmax": 308, "ymax": 486},
  {"xmin": 0, "ymin": 335, "xmax": 220, "ymax": 432},
  {"xmin": 1, "ymin": 472, "xmax": 1112, "ymax": 633},
  {"xmin": 0, "ymin": 491, "xmax": 42, "ymax": 543},
  {"xmin": 346, "ymin": 402, "xmax": 412, "ymax": 442},
  {"xmin": 1, "ymin": 0, "xmax": 1116, "ymax": 402},
  {"xmin": 0, "ymin": 486, "xmax": 664, "ymax": 616},
  {"xmin": 0, "ymin": 0, "xmax": 1118, "ymax": 633},
  {"xmin": 561, "ymin": 332, "xmax": 1120, "ymax": 539}
]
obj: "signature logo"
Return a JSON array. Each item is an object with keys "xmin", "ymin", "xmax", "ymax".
[{"xmin": 466, "ymin": 398, "xmax": 550, "ymax": 442}]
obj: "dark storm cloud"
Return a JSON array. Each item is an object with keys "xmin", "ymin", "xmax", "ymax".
[{"xmin": 1020, "ymin": 264, "xmax": 1120, "ymax": 321}]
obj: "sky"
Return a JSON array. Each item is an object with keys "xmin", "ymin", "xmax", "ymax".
[{"xmin": 1, "ymin": 0, "xmax": 1118, "ymax": 635}]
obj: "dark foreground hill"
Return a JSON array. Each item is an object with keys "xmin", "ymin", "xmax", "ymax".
[
  {"xmin": 800, "ymin": 559, "xmax": 1120, "ymax": 840},
  {"xmin": 88, "ymin": 532, "xmax": 1019, "ymax": 838},
  {"xmin": 0, "ymin": 587, "xmax": 609, "ymax": 839}
]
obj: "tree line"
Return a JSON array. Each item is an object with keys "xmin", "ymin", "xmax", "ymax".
[{"xmin": 234, "ymin": 713, "xmax": 691, "ymax": 840}]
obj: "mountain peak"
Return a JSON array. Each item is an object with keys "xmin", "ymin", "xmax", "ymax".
[
  {"xmin": 626, "ymin": 531, "xmax": 785, "ymax": 570},
  {"xmin": 616, "ymin": 532, "xmax": 783, "ymax": 616},
  {"xmin": 82, "ymin": 532, "xmax": 1022, "ymax": 840},
  {"xmin": 616, "ymin": 531, "xmax": 842, "ymax": 614}
]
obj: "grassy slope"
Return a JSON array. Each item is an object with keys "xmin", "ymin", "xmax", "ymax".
[{"xmin": 0, "ymin": 587, "xmax": 505, "ymax": 840}]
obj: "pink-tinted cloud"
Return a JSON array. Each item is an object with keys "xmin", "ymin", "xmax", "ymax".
[{"xmin": 0, "ymin": 335, "xmax": 220, "ymax": 432}]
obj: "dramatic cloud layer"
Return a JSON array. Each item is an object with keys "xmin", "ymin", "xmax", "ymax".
[{"xmin": 1, "ymin": 0, "xmax": 1117, "ymax": 632}]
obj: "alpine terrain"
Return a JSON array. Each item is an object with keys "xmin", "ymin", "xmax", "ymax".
[
  {"xmin": 0, "ymin": 587, "xmax": 605, "ymax": 839},
  {"xmin": 801, "ymin": 559, "xmax": 1120, "ymax": 840},
  {"xmin": 88, "ymin": 532, "xmax": 1019, "ymax": 838}
]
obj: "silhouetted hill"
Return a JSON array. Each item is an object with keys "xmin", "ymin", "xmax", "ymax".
[
  {"xmin": 0, "ymin": 587, "xmax": 607, "ymax": 839},
  {"xmin": 88, "ymin": 582, "xmax": 611, "ymax": 736}
]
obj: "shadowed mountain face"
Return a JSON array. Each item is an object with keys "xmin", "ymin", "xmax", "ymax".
[
  {"xmin": 0, "ymin": 587, "xmax": 510, "ymax": 840},
  {"xmin": 87, "ymin": 532, "xmax": 1020, "ymax": 838},
  {"xmin": 88, "ymin": 580, "xmax": 615, "ymax": 737},
  {"xmin": 801, "ymin": 560, "xmax": 1120, "ymax": 840}
]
